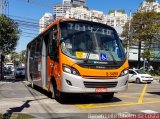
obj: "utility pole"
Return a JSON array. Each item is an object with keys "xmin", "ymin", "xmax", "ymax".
[
  {"xmin": 137, "ymin": 19, "xmax": 143, "ymax": 69},
  {"xmin": 137, "ymin": 39, "xmax": 142, "ymax": 69},
  {"xmin": 127, "ymin": 11, "xmax": 132, "ymax": 59}
]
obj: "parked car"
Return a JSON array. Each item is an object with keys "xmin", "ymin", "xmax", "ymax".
[
  {"xmin": 129, "ymin": 69, "xmax": 153, "ymax": 84},
  {"xmin": 14, "ymin": 67, "xmax": 25, "ymax": 78},
  {"xmin": 5, "ymin": 62, "xmax": 15, "ymax": 73},
  {"xmin": 3, "ymin": 67, "xmax": 12, "ymax": 74}
]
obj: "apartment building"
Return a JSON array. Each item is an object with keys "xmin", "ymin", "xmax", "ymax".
[
  {"xmin": 54, "ymin": 0, "xmax": 86, "ymax": 20},
  {"xmin": 39, "ymin": 13, "xmax": 53, "ymax": 33},
  {"xmin": 138, "ymin": 0, "xmax": 160, "ymax": 13}
]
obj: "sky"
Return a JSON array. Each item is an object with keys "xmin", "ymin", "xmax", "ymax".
[{"xmin": 7, "ymin": 0, "xmax": 160, "ymax": 52}]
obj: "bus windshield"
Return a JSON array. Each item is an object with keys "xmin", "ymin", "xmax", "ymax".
[{"xmin": 60, "ymin": 21, "xmax": 126, "ymax": 62}]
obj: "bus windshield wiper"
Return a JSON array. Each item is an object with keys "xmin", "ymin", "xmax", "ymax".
[
  {"xmin": 84, "ymin": 47, "xmax": 92, "ymax": 64},
  {"xmin": 83, "ymin": 32, "xmax": 94, "ymax": 64},
  {"xmin": 106, "ymin": 50, "xmax": 117, "ymax": 64}
]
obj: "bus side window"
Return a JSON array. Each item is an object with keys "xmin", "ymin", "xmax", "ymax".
[
  {"xmin": 35, "ymin": 38, "xmax": 42, "ymax": 58},
  {"xmin": 30, "ymin": 41, "xmax": 36, "ymax": 59},
  {"xmin": 48, "ymin": 26, "xmax": 59, "ymax": 62}
]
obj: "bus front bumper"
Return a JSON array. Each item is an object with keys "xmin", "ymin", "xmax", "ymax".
[{"xmin": 61, "ymin": 72, "xmax": 128, "ymax": 93}]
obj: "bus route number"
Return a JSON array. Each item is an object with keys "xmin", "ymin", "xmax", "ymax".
[{"xmin": 68, "ymin": 23, "xmax": 113, "ymax": 36}]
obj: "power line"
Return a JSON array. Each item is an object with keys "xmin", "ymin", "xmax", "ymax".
[
  {"xmin": 18, "ymin": 0, "xmax": 54, "ymax": 8},
  {"xmin": 10, "ymin": 15, "xmax": 39, "ymax": 22},
  {"xmin": 20, "ymin": 34, "xmax": 35, "ymax": 38},
  {"xmin": 20, "ymin": 27, "xmax": 38, "ymax": 32},
  {"xmin": 21, "ymin": 31, "xmax": 38, "ymax": 35}
]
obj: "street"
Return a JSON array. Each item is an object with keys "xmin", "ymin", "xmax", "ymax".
[{"xmin": 0, "ymin": 76, "xmax": 160, "ymax": 119}]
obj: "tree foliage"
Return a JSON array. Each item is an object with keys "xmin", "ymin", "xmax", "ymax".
[
  {"xmin": 142, "ymin": 49, "xmax": 154, "ymax": 60},
  {"xmin": 122, "ymin": 11, "xmax": 160, "ymax": 43},
  {"xmin": 5, "ymin": 50, "xmax": 26, "ymax": 66},
  {"xmin": 0, "ymin": 15, "xmax": 20, "ymax": 52},
  {"xmin": 145, "ymin": 0, "xmax": 156, "ymax": 3},
  {"xmin": 19, "ymin": 50, "xmax": 26, "ymax": 64},
  {"xmin": 121, "ymin": 11, "xmax": 160, "ymax": 60}
]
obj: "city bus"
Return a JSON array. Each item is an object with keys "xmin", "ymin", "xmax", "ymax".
[{"xmin": 26, "ymin": 18, "xmax": 129, "ymax": 102}]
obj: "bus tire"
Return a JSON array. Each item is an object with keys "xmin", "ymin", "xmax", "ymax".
[
  {"xmin": 50, "ymin": 78, "xmax": 57, "ymax": 99},
  {"xmin": 50, "ymin": 77, "xmax": 67, "ymax": 103},
  {"xmin": 102, "ymin": 92, "xmax": 114, "ymax": 101}
]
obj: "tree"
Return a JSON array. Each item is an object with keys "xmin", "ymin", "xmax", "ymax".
[
  {"xmin": 145, "ymin": 0, "xmax": 156, "ymax": 2},
  {"xmin": 122, "ymin": 11, "xmax": 160, "ymax": 67},
  {"xmin": 9, "ymin": 51, "xmax": 20, "ymax": 67},
  {"xmin": 142, "ymin": 49, "xmax": 154, "ymax": 61},
  {"xmin": 19, "ymin": 50, "xmax": 26, "ymax": 65},
  {"xmin": 0, "ymin": 15, "xmax": 20, "ymax": 52}
]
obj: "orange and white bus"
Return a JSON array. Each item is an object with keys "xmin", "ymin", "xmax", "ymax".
[{"xmin": 26, "ymin": 18, "xmax": 129, "ymax": 102}]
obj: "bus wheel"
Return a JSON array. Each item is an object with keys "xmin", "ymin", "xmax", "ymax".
[
  {"xmin": 102, "ymin": 92, "xmax": 114, "ymax": 101},
  {"xmin": 50, "ymin": 80, "xmax": 57, "ymax": 99},
  {"xmin": 57, "ymin": 92, "xmax": 68, "ymax": 104},
  {"xmin": 50, "ymin": 79, "xmax": 67, "ymax": 103}
]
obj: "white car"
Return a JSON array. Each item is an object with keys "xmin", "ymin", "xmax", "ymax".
[{"xmin": 129, "ymin": 69, "xmax": 153, "ymax": 84}]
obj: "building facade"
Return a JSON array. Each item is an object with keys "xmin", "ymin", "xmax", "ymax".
[
  {"xmin": 64, "ymin": 6, "xmax": 107, "ymax": 24},
  {"xmin": 54, "ymin": 0, "xmax": 86, "ymax": 20},
  {"xmin": 65, "ymin": 7, "xmax": 129, "ymax": 35},
  {"xmin": 54, "ymin": 4, "xmax": 72, "ymax": 20},
  {"xmin": 105, "ymin": 10, "xmax": 129, "ymax": 36},
  {"xmin": 39, "ymin": 13, "xmax": 53, "ymax": 33},
  {"xmin": 138, "ymin": 0, "xmax": 160, "ymax": 13},
  {"xmin": 105, "ymin": 10, "xmax": 128, "ymax": 28}
]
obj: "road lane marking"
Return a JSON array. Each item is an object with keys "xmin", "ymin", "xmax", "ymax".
[
  {"xmin": 138, "ymin": 84, "xmax": 147, "ymax": 104},
  {"xmin": 76, "ymin": 100, "xmax": 160, "ymax": 109},
  {"xmin": 76, "ymin": 102, "xmax": 138, "ymax": 109},
  {"xmin": 142, "ymin": 100, "xmax": 160, "ymax": 104},
  {"xmin": 76, "ymin": 104, "xmax": 94, "ymax": 109},
  {"xmin": 118, "ymin": 96, "xmax": 138, "ymax": 99}
]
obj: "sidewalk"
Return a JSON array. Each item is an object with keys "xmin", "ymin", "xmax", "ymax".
[{"xmin": 153, "ymin": 76, "xmax": 160, "ymax": 80}]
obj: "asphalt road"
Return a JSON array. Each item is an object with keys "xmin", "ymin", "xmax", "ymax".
[{"xmin": 0, "ymin": 76, "xmax": 160, "ymax": 119}]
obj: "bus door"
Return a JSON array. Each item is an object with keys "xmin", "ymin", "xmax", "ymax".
[
  {"xmin": 27, "ymin": 48, "xmax": 31, "ymax": 82},
  {"xmin": 29, "ymin": 41, "xmax": 37, "ymax": 83},
  {"xmin": 47, "ymin": 25, "xmax": 60, "ymax": 91},
  {"xmin": 41, "ymin": 36, "xmax": 48, "ymax": 89},
  {"xmin": 34, "ymin": 38, "xmax": 42, "ymax": 86}
]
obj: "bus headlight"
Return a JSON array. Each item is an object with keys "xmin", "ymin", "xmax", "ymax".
[
  {"xmin": 120, "ymin": 69, "xmax": 129, "ymax": 77},
  {"xmin": 63, "ymin": 65, "xmax": 80, "ymax": 76}
]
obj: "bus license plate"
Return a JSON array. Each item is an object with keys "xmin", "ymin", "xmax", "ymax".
[{"xmin": 95, "ymin": 88, "xmax": 107, "ymax": 93}]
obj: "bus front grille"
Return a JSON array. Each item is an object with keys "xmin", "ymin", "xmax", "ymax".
[{"xmin": 84, "ymin": 81, "xmax": 118, "ymax": 88}]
